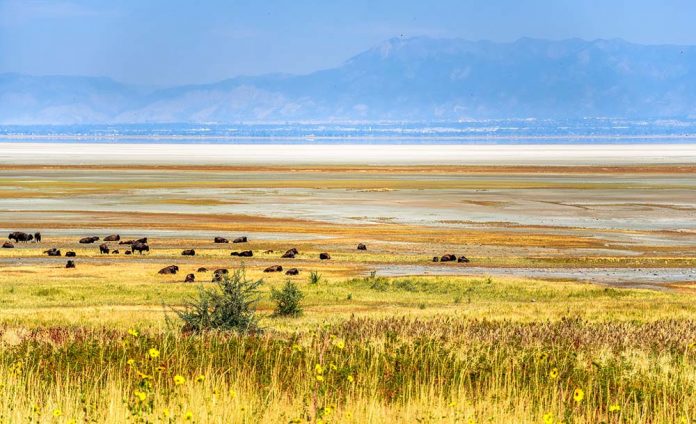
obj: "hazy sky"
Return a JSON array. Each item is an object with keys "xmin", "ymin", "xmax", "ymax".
[{"xmin": 2, "ymin": 0, "xmax": 696, "ymax": 86}]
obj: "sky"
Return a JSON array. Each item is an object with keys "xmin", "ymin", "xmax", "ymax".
[{"xmin": 2, "ymin": 0, "xmax": 696, "ymax": 86}]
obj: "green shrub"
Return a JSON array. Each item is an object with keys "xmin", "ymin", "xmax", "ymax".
[
  {"xmin": 271, "ymin": 280, "xmax": 304, "ymax": 317},
  {"xmin": 173, "ymin": 268, "xmax": 263, "ymax": 333}
]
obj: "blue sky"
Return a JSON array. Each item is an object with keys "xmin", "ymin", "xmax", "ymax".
[{"xmin": 2, "ymin": 0, "xmax": 696, "ymax": 86}]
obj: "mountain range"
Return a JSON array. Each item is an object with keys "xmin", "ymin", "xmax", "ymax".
[{"xmin": 3, "ymin": 37, "xmax": 696, "ymax": 124}]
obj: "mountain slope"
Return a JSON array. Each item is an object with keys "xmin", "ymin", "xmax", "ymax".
[{"xmin": 3, "ymin": 37, "xmax": 696, "ymax": 124}]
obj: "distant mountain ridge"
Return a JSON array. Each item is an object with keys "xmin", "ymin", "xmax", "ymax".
[{"xmin": 3, "ymin": 37, "xmax": 696, "ymax": 124}]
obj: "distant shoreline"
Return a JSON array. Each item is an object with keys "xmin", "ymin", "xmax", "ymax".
[{"xmin": 2, "ymin": 142, "xmax": 696, "ymax": 166}]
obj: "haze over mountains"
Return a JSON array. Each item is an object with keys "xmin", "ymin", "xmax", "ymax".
[{"xmin": 3, "ymin": 37, "xmax": 696, "ymax": 125}]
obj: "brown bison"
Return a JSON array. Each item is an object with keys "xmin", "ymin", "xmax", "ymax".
[
  {"xmin": 79, "ymin": 236, "xmax": 99, "ymax": 244},
  {"xmin": 119, "ymin": 237, "xmax": 147, "ymax": 245},
  {"xmin": 125, "ymin": 251, "xmax": 132, "ymax": 255},
  {"xmin": 197, "ymin": 267, "xmax": 208, "ymax": 273},
  {"xmin": 319, "ymin": 252, "xmax": 331, "ymax": 260},
  {"xmin": 44, "ymin": 248, "xmax": 61, "ymax": 257},
  {"xmin": 285, "ymin": 268, "xmax": 299, "ymax": 276},
  {"xmin": 432, "ymin": 256, "xmax": 439, "ymax": 262},
  {"xmin": 131, "ymin": 242, "xmax": 150, "ymax": 254},
  {"xmin": 184, "ymin": 273, "xmax": 195, "ymax": 283},
  {"xmin": 9, "ymin": 232, "xmax": 32, "ymax": 243},
  {"xmin": 34, "ymin": 232, "xmax": 41, "ymax": 243},
  {"xmin": 65, "ymin": 251, "xmax": 76, "ymax": 257},
  {"xmin": 182, "ymin": 249, "xmax": 196, "ymax": 256},
  {"xmin": 111, "ymin": 250, "xmax": 119, "ymax": 254},
  {"xmin": 231, "ymin": 250, "xmax": 253, "ymax": 257},
  {"xmin": 264, "ymin": 265, "xmax": 283, "ymax": 273},
  {"xmin": 357, "ymin": 243, "xmax": 367, "ymax": 250},
  {"xmin": 440, "ymin": 254, "xmax": 456, "ymax": 262},
  {"xmin": 158, "ymin": 265, "xmax": 179, "ymax": 275},
  {"xmin": 263, "ymin": 249, "xmax": 274, "ymax": 254},
  {"xmin": 104, "ymin": 234, "xmax": 120, "ymax": 242},
  {"xmin": 2, "ymin": 242, "xmax": 13, "ymax": 249},
  {"xmin": 233, "ymin": 236, "xmax": 248, "ymax": 243},
  {"xmin": 458, "ymin": 256, "xmax": 470, "ymax": 263},
  {"xmin": 212, "ymin": 268, "xmax": 228, "ymax": 282},
  {"xmin": 65, "ymin": 260, "xmax": 75, "ymax": 269},
  {"xmin": 99, "ymin": 243, "xmax": 110, "ymax": 254},
  {"xmin": 282, "ymin": 248, "xmax": 298, "ymax": 258},
  {"xmin": 214, "ymin": 237, "xmax": 229, "ymax": 244}
]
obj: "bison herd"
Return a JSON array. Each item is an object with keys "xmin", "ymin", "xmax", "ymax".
[{"xmin": 4, "ymin": 231, "xmax": 471, "ymax": 283}]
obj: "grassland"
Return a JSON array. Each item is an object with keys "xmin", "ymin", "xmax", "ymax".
[{"xmin": 0, "ymin": 164, "xmax": 694, "ymax": 422}]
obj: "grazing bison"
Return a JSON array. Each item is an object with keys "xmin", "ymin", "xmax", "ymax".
[
  {"xmin": 34, "ymin": 232, "xmax": 42, "ymax": 243},
  {"xmin": 264, "ymin": 265, "xmax": 283, "ymax": 273},
  {"xmin": 214, "ymin": 268, "xmax": 228, "ymax": 275},
  {"xmin": 44, "ymin": 248, "xmax": 61, "ymax": 257},
  {"xmin": 119, "ymin": 237, "xmax": 147, "ymax": 245},
  {"xmin": 79, "ymin": 236, "xmax": 100, "ymax": 244},
  {"xmin": 214, "ymin": 237, "xmax": 229, "ymax": 244},
  {"xmin": 319, "ymin": 252, "xmax": 331, "ymax": 260},
  {"xmin": 458, "ymin": 256, "xmax": 470, "ymax": 263},
  {"xmin": 233, "ymin": 236, "xmax": 248, "ymax": 244},
  {"xmin": 158, "ymin": 265, "xmax": 179, "ymax": 275},
  {"xmin": 125, "ymin": 251, "xmax": 132, "ymax": 255},
  {"xmin": 440, "ymin": 254, "xmax": 457, "ymax": 262},
  {"xmin": 131, "ymin": 242, "xmax": 149, "ymax": 254},
  {"xmin": 9, "ymin": 232, "xmax": 32, "ymax": 243},
  {"xmin": 357, "ymin": 243, "xmax": 367, "ymax": 250},
  {"xmin": 432, "ymin": 256, "xmax": 439, "ymax": 262},
  {"xmin": 112, "ymin": 250, "xmax": 119, "ymax": 254},
  {"xmin": 197, "ymin": 267, "xmax": 208, "ymax": 273},
  {"xmin": 182, "ymin": 249, "xmax": 196, "ymax": 256},
  {"xmin": 99, "ymin": 243, "xmax": 110, "ymax": 254},
  {"xmin": 2, "ymin": 242, "xmax": 13, "ymax": 249},
  {"xmin": 104, "ymin": 234, "xmax": 120, "ymax": 242},
  {"xmin": 285, "ymin": 268, "xmax": 299, "ymax": 276},
  {"xmin": 282, "ymin": 248, "xmax": 298, "ymax": 258},
  {"xmin": 65, "ymin": 251, "xmax": 76, "ymax": 257},
  {"xmin": 231, "ymin": 250, "xmax": 253, "ymax": 257},
  {"xmin": 184, "ymin": 273, "xmax": 195, "ymax": 283},
  {"xmin": 212, "ymin": 269, "xmax": 228, "ymax": 282},
  {"xmin": 65, "ymin": 260, "xmax": 75, "ymax": 269}
]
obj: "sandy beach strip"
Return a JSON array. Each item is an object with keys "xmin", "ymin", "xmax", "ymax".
[{"xmin": 1, "ymin": 143, "xmax": 696, "ymax": 166}]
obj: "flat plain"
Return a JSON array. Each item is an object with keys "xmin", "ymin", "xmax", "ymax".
[{"xmin": 0, "ymin": 150, "xmax": 695, "ymax": 422}]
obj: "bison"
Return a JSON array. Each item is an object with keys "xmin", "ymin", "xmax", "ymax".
[
  {"xmin": 214, "ymin": 237, "xmax": 229, "ymax": 244},
  {"xmin": 432, "ymin": 256, "xmax": 439, "ymax": 262},
  {"xmin": 44, "ymin": 248, "xmax": 61, "ymax": 257},
  {"xmin": 182, "ymin": 249, "xmax": 196, "ymax": 256},
  {"xmin": 79, "ymin": 236, "xmax": 100, "ymax": 244},
  {"xmin": 197, "ymin": 267, "xmax": 208, "ymax": 273},
  {"xmin": 34, "ymin": 232, "xmax": 42, "ymax": 243},
  {"xmin": 231, "ymin": 250, "xmax": 253, "ymax": 257},
  {"xmin": 131, "ymin": 242, "xmax": 149, "ymax": 254},
  {"xmin": 264, "ymin": 265, "xmax": 283, "ymax": 273},
  {"xmin": 184, "ymin": 273, "xmax": 195, "ymax": 283},
  {"xmin": 458, "ymin": 256, "xmax": 470, "ymax": 263},
  {"xmin": 104, "ymin": 234, "xmax": 120, "ymax": 242},
  {"xmin": 9, "ymin": 232, "xmax": 32, "ymax": 243},
  {"xmin": 282, "ymin": 248, "xmax": 298, "ymax": 258},
  {"xmin": 65, "ymin": 260, "xmax": 75, "ymax": 269},
  {"xmin": 233, "ymin": 236, "xmax": 248, "ymax": 244},
  {"xmin": 212, "ymin": 268, "xmax": 228, "ymax": 282},
  {"xmin": 65, "ymin": 251, "xmax": 76, "ymax": 257},
  {"xmin": 2, "ymin": 242, "xmax": 13, "ymax": 249},
  {"xmin": 158, "ymin": 265, "xmax": 179, "ymax": 275},
  {"xmin": 125, "ymin": 251, "xmax": 132, "ymax": 255},
  {"xmin": 440, "ymin": 254, "xmax": 457, "ymax": 262},
  {"xmin": 119, "ymin": 237, "xmax": 147, "ymax": 245},
  {"xmin": 319, "ymin": 252, "xmax": 331, "ymax": 260},
  {"xmin": 112, "ymin": 250, "xmax": 119, "ymax": 254},
  {"xmin": 357, "ymin": 243, "xmax": 367, "ymax": 250},
  {"xmin": 285, "ymin": 268, "xmax": 299, "ymax": 276},
  {"xmin": 99, "ymin": 243, "xmax": 110, "ymax": 254}
]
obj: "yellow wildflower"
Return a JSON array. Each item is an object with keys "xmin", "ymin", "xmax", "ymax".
[
  {"xmin": 549, "ymin": 368, "xmax": 559, "ymax": 379},
  {"xmin": 148, "ymin": 348, "xmax": 160, "ymax": 359},
  {"xmin": 448, "ymin": 401, "xmax": 457, "ymax": 408},
  {"xmin": 609, "ymin": 404, "xmax": 621, "ymax": 412},
  {"xmin": 316, "ymin": 375, "xmax": 325, "ymax": 382},
  {"xmin": 229, "ymin": 388, "xmax": 237, "ymax": 398},
  {"xmin": 334, "ymin": 339, "xmax": 345, "ymax": 349},
  {"xmin": 127, "ymin": 358, "xmax": 135, "ymax": 366},
  {"xmin": 67, "ymin": 419, "xmax": 77, "ymax": 424},
  {"xmin": 329, "ymin": 363, "xmax": 338, "ymax": 371},
  {"xmin": 174, "ymin": 375, "xmax": 186, "ymax": 385},
  {"xmin": 127, "ymin": 328, "xmax": 139, "ymax": 337},
  {"xmin": 543, "ymin": 412, "xmax": 554, "ymax": 424},
  {"xmin": 52, "ymin": 409, "xmax": 62, "ymax": 417},
  {"xmin": 134, "ymin": 390, "xmax": 147, "ymax": 402},
  {"xmin": 573, "ymin": 388, "xmax": 585, "ymax": 403},
  {"xmin": 162, "ymin": 408, "xmax": 170, "ymax": 417},
  {"xmin": 196, "ymin": 374, "xmax": 205, "ymax": 383},
  {"xmin": 184, "ymin": 410, "xmax": 193, "ymax": 420},
  {"xmin": 347, "ymin": 375, "xmax": 354, "ymax": 383},
  {"xmin": 315, "ymin": 364, "xmax": 324, "ymax": 374}
]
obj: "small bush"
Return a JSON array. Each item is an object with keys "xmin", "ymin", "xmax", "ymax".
[
  {"xmin": 173, "ymin": 268, "xmax": 263, "ymax": 334},
  {"xmin": 308, "ymin": 271, "xmax": 322, "ymax": 285},
  {"xmin": 271, "ymin": 280, "xmax": 304, "ymax": 317}
]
